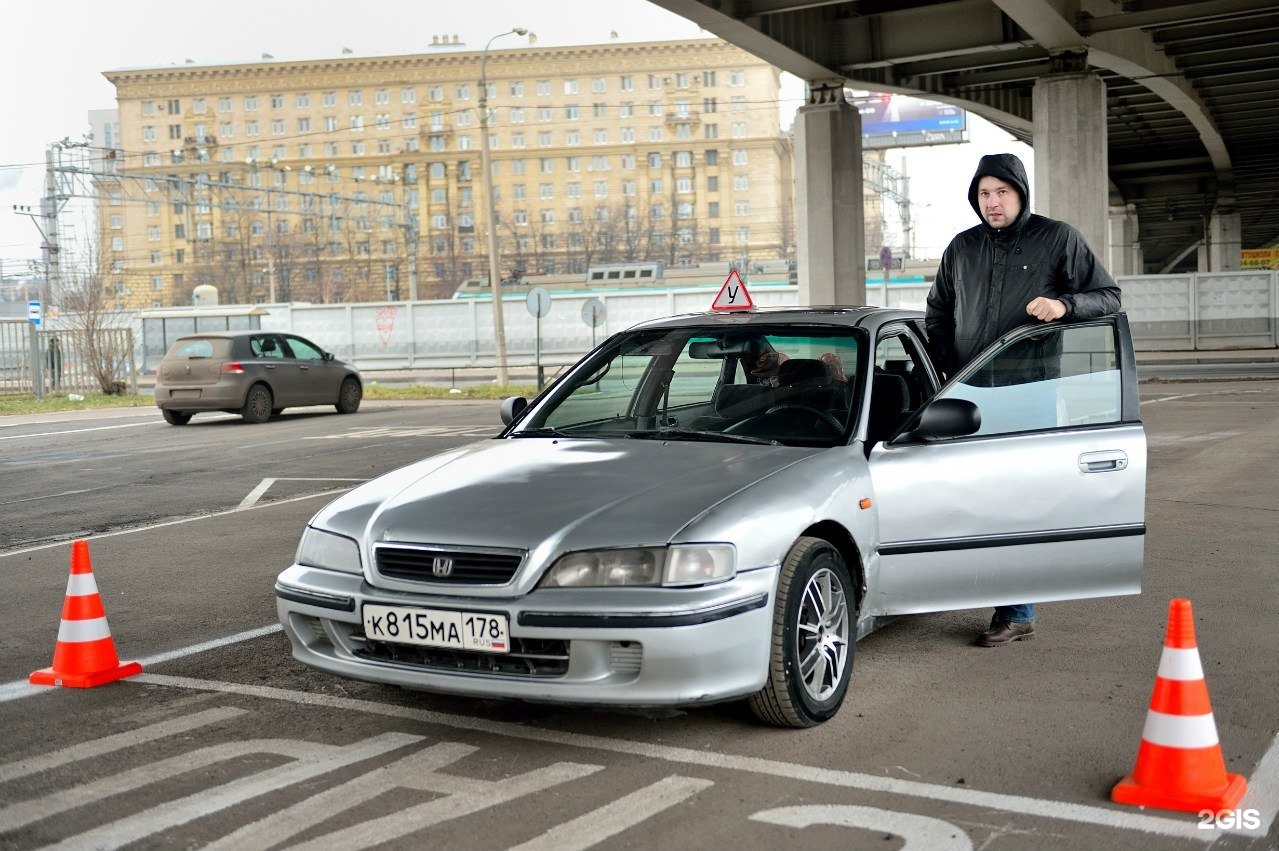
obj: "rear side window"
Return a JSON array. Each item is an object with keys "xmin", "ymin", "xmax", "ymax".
[{"xmin": 167, "ymin": 338, "xmax": 230, "ymax": 359}]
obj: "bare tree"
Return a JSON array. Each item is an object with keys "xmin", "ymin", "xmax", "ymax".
[{"xmin": 59, "ymin": 241, "xmax": 134, "ymax": 394}]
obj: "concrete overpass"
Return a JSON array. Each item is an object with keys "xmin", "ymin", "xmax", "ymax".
[{"xmin": 650, "ymin": 0, "xmax": 1279, "ymax": 303}]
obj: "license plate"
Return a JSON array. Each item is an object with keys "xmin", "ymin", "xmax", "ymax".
[
  {"xmin": 171, "ymin": 389, "xmax": 201, "ymax": 399},
  {"xmin": 362, "ymin": 604, "xmax": 509, "ymax": 654}
]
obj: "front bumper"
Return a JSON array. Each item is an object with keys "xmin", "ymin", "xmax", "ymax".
[{"xmin": 274, "ymin": 563, "xmax": 777, "ymax": 706}]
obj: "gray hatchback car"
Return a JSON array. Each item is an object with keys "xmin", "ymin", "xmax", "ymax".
[{"xmin": 155, "ymin": 330, "xmax": 362, "ymax": 425}]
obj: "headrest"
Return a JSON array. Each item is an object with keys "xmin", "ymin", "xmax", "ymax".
[{"xmin": 777, "ymin": 358, "xmax": 828, "ymax": 386}]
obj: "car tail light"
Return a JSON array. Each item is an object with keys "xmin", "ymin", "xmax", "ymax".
[{"xmin": 221, "ymin": 361, "xmax": 246, "ymax": 374}]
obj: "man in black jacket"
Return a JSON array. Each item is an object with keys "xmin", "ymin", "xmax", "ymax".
[{"xmin": 925, "ymin": 152, "xmax": 1121, "ymax": 648}]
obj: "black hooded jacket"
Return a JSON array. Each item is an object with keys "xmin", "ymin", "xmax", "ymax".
[{"xmin": 924, "ymin": 153, "xmax": 1121, "ymax": 376}]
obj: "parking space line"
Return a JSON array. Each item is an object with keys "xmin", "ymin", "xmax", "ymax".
[
  {"xmin": 0, "ymin": 707, "xmax": 247, "ymax": 783},
  {"xmin": 127, "ymin": 673, "xmax": 1233, "ymax": 842},
  {"xmin": 0, "ymin": 421, "xmax": 160, "ymax": 442},
  {"xmin": 237, "ymin": 478, "xmax": 366, "ymax": 510}
]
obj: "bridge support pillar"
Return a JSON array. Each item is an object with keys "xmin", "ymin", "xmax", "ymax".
[
  {"xmin": 795, "ymin": 82, "xmax": 864, "ymax": 305},
  {"xmin": 1108, "ymin": 203, "xmax": 1143, "ymax": 275},
  {"xmin": 1199, "ymin": 205, "xmax": 1241, "ymax": 271},
  {"xmin": 1033, "ymin": 71, "xmax": 1108, "ymax": 259}
]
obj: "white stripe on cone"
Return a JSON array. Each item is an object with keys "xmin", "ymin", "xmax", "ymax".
[
  {"xmin": 1156, "ymin": 646, "xmax": 1205, "ymax": 681},
  {"xmin": 56, "ymin": 617, "xmax": 112, "ymax": 643},
  {"xmin": 1141, "ymin": 709, "xmax": 1220, "ymax": 749},
  {"xmin": 66, "ymin": 573, "xmax": 99, "ymax": 596}
]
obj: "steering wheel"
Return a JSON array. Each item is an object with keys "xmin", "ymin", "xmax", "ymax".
[
  {"xmin": 764, "ymin": 403, "xmax": 846, "ymax": 433},
  {"xmin": 725, "ymin": 403, "xmax": 845, "ymax": 437}
]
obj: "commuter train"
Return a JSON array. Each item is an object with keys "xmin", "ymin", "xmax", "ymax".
[{"xmin": 452, "ymin": 261, "xmax": 797, "ymax": 300}]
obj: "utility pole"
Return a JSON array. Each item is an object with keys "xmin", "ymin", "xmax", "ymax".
[{"xmin": 43, "ymin": 147, "xmax": 62, "ymax": 308}]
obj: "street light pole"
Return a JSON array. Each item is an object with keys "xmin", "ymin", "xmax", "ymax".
[{"xmin": 479, "ymin": 27, "xmax": 526, "ymax": 386}]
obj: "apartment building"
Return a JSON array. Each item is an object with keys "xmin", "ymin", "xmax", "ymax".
[{"xmin": 97, "ymin": 38, "xmax": 793, "ymax": 307}]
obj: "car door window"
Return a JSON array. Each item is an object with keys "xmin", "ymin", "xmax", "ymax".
[
  {"xmin": 250, "ymin": 335, "xmax": 285, "ymax": 359},
  {"xmin": 939, "ymin": 322, "xmax": 1121, "ymax": 437},
  {"xmin": 283, "ymin": 336, "xmax": 325, "ymax": 361}
]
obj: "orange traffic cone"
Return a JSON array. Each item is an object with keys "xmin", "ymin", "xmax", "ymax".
[
  {"xmin": 29, "ymin": 540, "xmax": 142, "ymax": 688},
  {"xmin": 1111, "ymin": 598, "xmax": 1246, "ymax": 813}
]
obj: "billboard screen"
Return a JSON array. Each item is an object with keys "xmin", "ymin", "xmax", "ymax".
[{"xmin": 849, "ymin": 91, "xmax": 967, "ymax": 149}]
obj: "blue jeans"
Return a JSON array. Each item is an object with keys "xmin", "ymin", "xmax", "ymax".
[{"xmin": 995, "ymin": 603, "xmax": 1035, "ymax": 624}]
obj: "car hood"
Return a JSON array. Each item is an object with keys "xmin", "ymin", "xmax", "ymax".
[{"xmin": 318, "ymin": 437, "xmax": 812, "ymax": 553}]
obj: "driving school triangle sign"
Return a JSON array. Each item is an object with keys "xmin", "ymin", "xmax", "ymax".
[{"xmin": 711, "ymin": 269, "xmax": 754, "ymax": 311}]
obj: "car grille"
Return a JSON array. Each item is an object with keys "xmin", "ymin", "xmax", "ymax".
[
  {"xmin": 354, "ymin": 635, "xmax": 570, "ymax": 677},
  {"xmin": 373, "ymin": 544, "xmax": 525, "ymax": 585}
]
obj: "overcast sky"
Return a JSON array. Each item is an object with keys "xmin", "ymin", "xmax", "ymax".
[{"xmin": 0, "ymin": 0, "xmax": 1029, "ymax": 275}]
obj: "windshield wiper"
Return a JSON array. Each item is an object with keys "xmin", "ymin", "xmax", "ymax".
[
  {"xmin": 624, "ymin": 428, "xmax": 779, "ymax": 446},
  {"xmin": 511, "ymin": 426, "xmax": 575, "ymax": 438}
]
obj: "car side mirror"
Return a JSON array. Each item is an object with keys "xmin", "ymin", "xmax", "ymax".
[
  {"xmin": 500, "ymin": 396, "xmax": 529, "ymax": 425},
  {"xmin": 892, "ymin": 398, "xmax": 980, "ymax": 443},
  {"xmin": 322, "ymin": 352, "xmax": 334, "ymax": 362}
]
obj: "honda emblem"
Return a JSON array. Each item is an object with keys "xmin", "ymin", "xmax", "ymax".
[{"xmin": 431, "ymin": 557, "xmax": 454, "ymax": 578}]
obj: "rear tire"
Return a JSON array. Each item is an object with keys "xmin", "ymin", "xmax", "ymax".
[
  {"xmin": 336, "ymin": 377, "xmax": 362, "ymax": 414},
  {"xmin": 162, "ymin": 410, "xmax": 192, "ymax": 426},
  {"xmin": 240, "ymin": 384, "xmax": 273, "ymax": 424},
  {"xmin": 748, "ymin": 537, "xmax": 854, "ymax": 727}
]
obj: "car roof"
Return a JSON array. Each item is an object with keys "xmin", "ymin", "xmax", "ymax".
[
  {"xmin": 624, "ymin": 306, "xmax": 924, "ymax": 335},
  {"xmin": 173, "ymin": 330, "xmax": 283, "ymax": 339}
]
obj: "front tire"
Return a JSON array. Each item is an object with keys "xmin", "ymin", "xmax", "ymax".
[
  {"xmin": 240, "ymin": 384, "xmax": 273, "ymax": 424},
  {"xmin": 749, "ymin": 537, "xmax": 854, "ymax": 727},
  {"xmin": 336, "ymin": 377, "xmax": 362, "ymax": 414},
  {"xmin": 162, "ymin": 409, "xmax": 192, "ymax": 426}
]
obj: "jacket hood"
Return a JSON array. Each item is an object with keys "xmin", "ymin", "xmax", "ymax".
[{"xmin": 967, "ymin": 153, "xmax": 1032, "ymax": 232}]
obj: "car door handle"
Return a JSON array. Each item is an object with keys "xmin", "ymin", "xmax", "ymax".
[
  {"xmin": 264, "ymin": 364, "xmax": 275, "ymax": 370},
  {"xmin": 1078, "ymin": 450, "xmax": 1128, "ymax": 473},
  {"xmin": 298, "ymin": 365, "xmax": 310, "ymax": 371}
]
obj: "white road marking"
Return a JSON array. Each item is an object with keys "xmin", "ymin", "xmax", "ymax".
[
  {"xmin": 752, "ymin": 804, "xmax": 972, "ymax": 850},
  {"xmin": 0, "ymin": 488, "xmax": 354, "ymax": 560},
  {"xmin": 0, "ymin": 625, "xmax": 283, "ymax": 703},
  {"xmin": 0, "ymin": 707, "xmax": 247, "ymax": 783},
  {"xmin": 1236, "ymin": 730, "xmax": 1279, "ymax": 838},
  {"xmin": 38, "ymin": 733, "xmax": 422, "ymax": 851},
  {"xmin": 208, "ymin": 741, "xmax": 601, "ymax": 851},
  {"xmin": 0, "ymin": 421, "xmax": 160, "ymax": 441},
  {"xmin": 126, "ymin": 673, "xmax": 1256, "ymax": 842},
  {"xmin": 304, "ymin": 425, "xmax": 495, "ymax": 439},
  {"xmin": 511, "ymin": 775, "xmax": 714, "ymax": 851},
  {"xmin": 236, "ymin": 477, "xmax": 364, "ymax": 510}
]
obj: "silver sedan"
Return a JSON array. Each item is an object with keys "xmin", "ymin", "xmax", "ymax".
[{"xmin": 276, "ymin": 307, "xmax": 1145, "ymax": 726}]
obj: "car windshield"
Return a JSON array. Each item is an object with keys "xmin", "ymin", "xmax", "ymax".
[{"xmin": 515, "ymin": 325, "xmax": 861, "ymax": 448}]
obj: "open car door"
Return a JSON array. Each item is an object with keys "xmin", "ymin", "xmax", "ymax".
[{"xmin": 866, "ymin": 314, "xmax": 1145, "ymax": 615}]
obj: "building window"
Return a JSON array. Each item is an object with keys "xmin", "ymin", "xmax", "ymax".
[
  {"xmin": 245, "ymin": 96, "xmax": 258, "ymax": 111},
  {"xmin": 564, "ymin": 79, "xmax": 579, "ymax": 95},
  {"xmin": 218, "ymin": 97, "xmax": 232, "ymax": 112},
  {"xmin": 594, "ymin": 181, "xmax": 608, "ymax": 197},
  {"xmin": 734, "ymin": 175, "xmax": 750, "ymax": 191},
  {"xmin": 708, "ymin": 202, "xmax": 719, "ymax": 217},
  {"xmin": 707, "ymin": 176, "xmax": 719, "ymax": 191},
  {"xmin": 565, "ymin": 130, "xmax": 580, "ymax": 146},
  {"xmin": 732, "ymin": 122, "xmax": 747, "ymax": 138},
  {"xmin": 620, "ymin": 127, "xmax": 635, "ymax": 143},
  {"xmin": 677, "ymin": 178, "xmax": 692, "ymax": 194},
  {"xmin": 509, "ymin": 81, "xmax": 524, "ymax": 97},
  {"xmin": 729, "ymin": 70, "xmax": 746, "ymax": 87},
  {"xmin": 593, "ymin": 129, "xmax": 608, "ymax": 144},
  {"xmin": 565, "ymin": 105, "xmax": 579, "ymax": 120},
  {"xmin": 732, "ymin": 149, "xmax": 748, "ymax": 165},
  {"xmin": 620, "ymin": 75, "xmax": 634, "ymax": 91}
]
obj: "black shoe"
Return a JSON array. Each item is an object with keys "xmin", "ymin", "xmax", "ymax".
[{"xmin": 976, "ymin": 620, "xmax": 1035, "ymax": 647}]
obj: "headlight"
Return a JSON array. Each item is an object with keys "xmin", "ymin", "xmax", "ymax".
[
  {"xmin": 540, "ymin": 544, "xmax": 735, "ymax": 588},
  {"xmin": 296, "ymin": 527, "xmax": 363, "ymax": 574}
]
